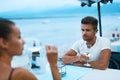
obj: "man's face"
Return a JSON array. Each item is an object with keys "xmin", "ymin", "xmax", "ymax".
[{"xmin": 81, "ymin": 24, "xmax": 97, "ymax": 42}]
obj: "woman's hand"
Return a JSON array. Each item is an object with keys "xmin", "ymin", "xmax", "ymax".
[{"xmin": 46, "ymin": 45, "xmax": 58, "ymax": 66}]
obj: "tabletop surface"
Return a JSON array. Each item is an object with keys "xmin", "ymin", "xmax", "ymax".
[
  {"xmin": 33, "ymin": 65, "xmax": 93, "ymax": 80},
  {"xmin": 33, "ymin": 65, "xmax": 120, "ymax": 80},
  {"xmin": 80, "ymin": 68, "xmax": 120, "ymax": 80}
]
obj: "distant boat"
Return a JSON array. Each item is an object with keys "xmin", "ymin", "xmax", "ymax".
[{"xmin": 41, "ymin": 19, "xmax": 51, "ymax": 24}]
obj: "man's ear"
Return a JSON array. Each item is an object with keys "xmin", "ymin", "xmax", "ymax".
[
  {"xmin": 0, "ymin": 38, "xmax": 8, "ymax": 49},
  {"xmin": 95, "ymin": 29, "xmax": 98, "ymax": 33}
]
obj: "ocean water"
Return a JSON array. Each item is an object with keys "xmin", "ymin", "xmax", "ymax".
[
  {"xmin": 11, "ymin": 15, "xmax": 120, "ymax": 56},
  {"xmin": 13, "ymin": 17, "xmax": 82, "ymax": 47}
]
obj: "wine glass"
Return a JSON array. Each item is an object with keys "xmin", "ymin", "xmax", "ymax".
[
  {"xmin": 84, "ymin": 43, "xmax": 91, "ymax": 66},
  {"xmin": 84, "ymin": 52, "xmax": 91, "ymax": 66}
]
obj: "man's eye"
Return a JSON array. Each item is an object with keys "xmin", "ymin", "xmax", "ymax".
[{"xmin": 86, "ymin": 29, "xmax": 90, "ymax": 31}]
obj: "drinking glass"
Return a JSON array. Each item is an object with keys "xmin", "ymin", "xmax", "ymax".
[
  {"xmin": 58, "ymin": 58, "xmax": 66, "ymax": 77},
  {"xmin": 84, "ymin": 52, "xmax": 91, "ymax": 66},
  {"xmin": 84, "ymin": 45, "xmax": 91, "ymax": 66}
]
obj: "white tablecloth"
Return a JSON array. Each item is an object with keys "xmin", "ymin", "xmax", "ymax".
[{"xmin": 80, "ymin": 68, "xmax": 120, "ymax": 80}]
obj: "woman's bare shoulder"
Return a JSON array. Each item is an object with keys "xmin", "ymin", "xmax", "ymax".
[{"xmin": 12, "ymin": 67, "xmax": 37, "ymax": 80}]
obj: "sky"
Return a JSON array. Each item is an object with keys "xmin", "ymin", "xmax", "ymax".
[
  {"xmin": 0, "ymin": 0, "xmax": 119, "ymax": 12},
  {"xmin": 0, "ymin": 0, "xmax": 79, "ymax": 12}
]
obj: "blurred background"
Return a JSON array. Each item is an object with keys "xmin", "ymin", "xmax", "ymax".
[{"xmin": 0, "ymin": 0, "xmax": 120, "ymax": 56}]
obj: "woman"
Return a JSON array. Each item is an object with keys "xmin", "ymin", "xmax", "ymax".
[{"xmin": 0, "ymin": 18, "xmax": 61, "ymax": 80}]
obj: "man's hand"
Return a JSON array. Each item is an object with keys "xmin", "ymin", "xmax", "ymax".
[{"xmin": 79, "ymin": 54, "xmax": 90, "ymax": 62}]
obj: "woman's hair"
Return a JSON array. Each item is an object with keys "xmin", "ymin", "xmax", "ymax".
[
  {"xmin": 0, "ymin": 18, "xmax": 15, "ymax": 40},
  {"xmin": 81, "ymin": 16, "xmax": 98, "ymax": 30}
]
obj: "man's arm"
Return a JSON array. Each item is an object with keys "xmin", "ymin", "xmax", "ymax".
[
  {"xmin": 73, "ymin": 49, "xmax": 111, "ymax": 70},
  {"xmin": 88, "ymin": 49, "xmax": 111, "ymax": 70},
  {"xmin": 62, "ymin": 49, "xmax": 80, "ymax": 64}
]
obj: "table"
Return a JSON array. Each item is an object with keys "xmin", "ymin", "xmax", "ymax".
[
  {"xmin": 12, "ymin": 53, "xmax": 120, "ymax": 80},
  {"xmin": 61, "ymin": 65, "xmax": 92, "ymax": 80},
  {"xmin": 80, "ymin": 68, "xmax": 120, "ymax": 80},
  {"xmin": 32, "ymin": 65, "xmax": 93, "ymax": 80},
  {"xmin": 34, "ymin": 65, "xmax": 120, "ymax": 80},
  {"xmin": 35, "ymin": 65, "xmax": 93, "ymax": 80}
]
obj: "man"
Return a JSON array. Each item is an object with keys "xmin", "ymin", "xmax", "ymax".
[{"xmin": 62, "ymin": 16, "xmax": 111, "ymax": 70}]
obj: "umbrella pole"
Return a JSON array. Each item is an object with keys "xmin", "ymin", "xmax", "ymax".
[{"xmin": 97, "ymin": 2, "xmax": 102, "ymax": 36}]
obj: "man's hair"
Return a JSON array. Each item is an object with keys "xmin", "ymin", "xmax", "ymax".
[
  {"xmin": 81, "ymin": 16, "xmax": 98, "ymax": 30},
  {"xmin": 0, "ymin": 18, "xmax": 15, "ymax": 40}
]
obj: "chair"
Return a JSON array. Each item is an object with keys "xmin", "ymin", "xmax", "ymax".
[{"xmin": 108, "ymin": 52, "xmax": 120, "ymax": 70}]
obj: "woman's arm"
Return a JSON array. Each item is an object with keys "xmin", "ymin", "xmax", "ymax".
[{"xmin": 46, "ymin": 45, "xmax": 61, "ymax": 80}]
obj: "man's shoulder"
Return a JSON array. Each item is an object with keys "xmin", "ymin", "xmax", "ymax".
[
  {"xmin": 97, "ymin": 36, "xmax": 111, "ymax": 45},
  {"xmin": 98, "ymin": 36, "xmax": 110, "ymax": 41}
]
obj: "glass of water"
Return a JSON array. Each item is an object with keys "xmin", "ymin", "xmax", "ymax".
[{"xmin": 58, "ymin": 58, "xmax": 66, "ymax": 77}]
